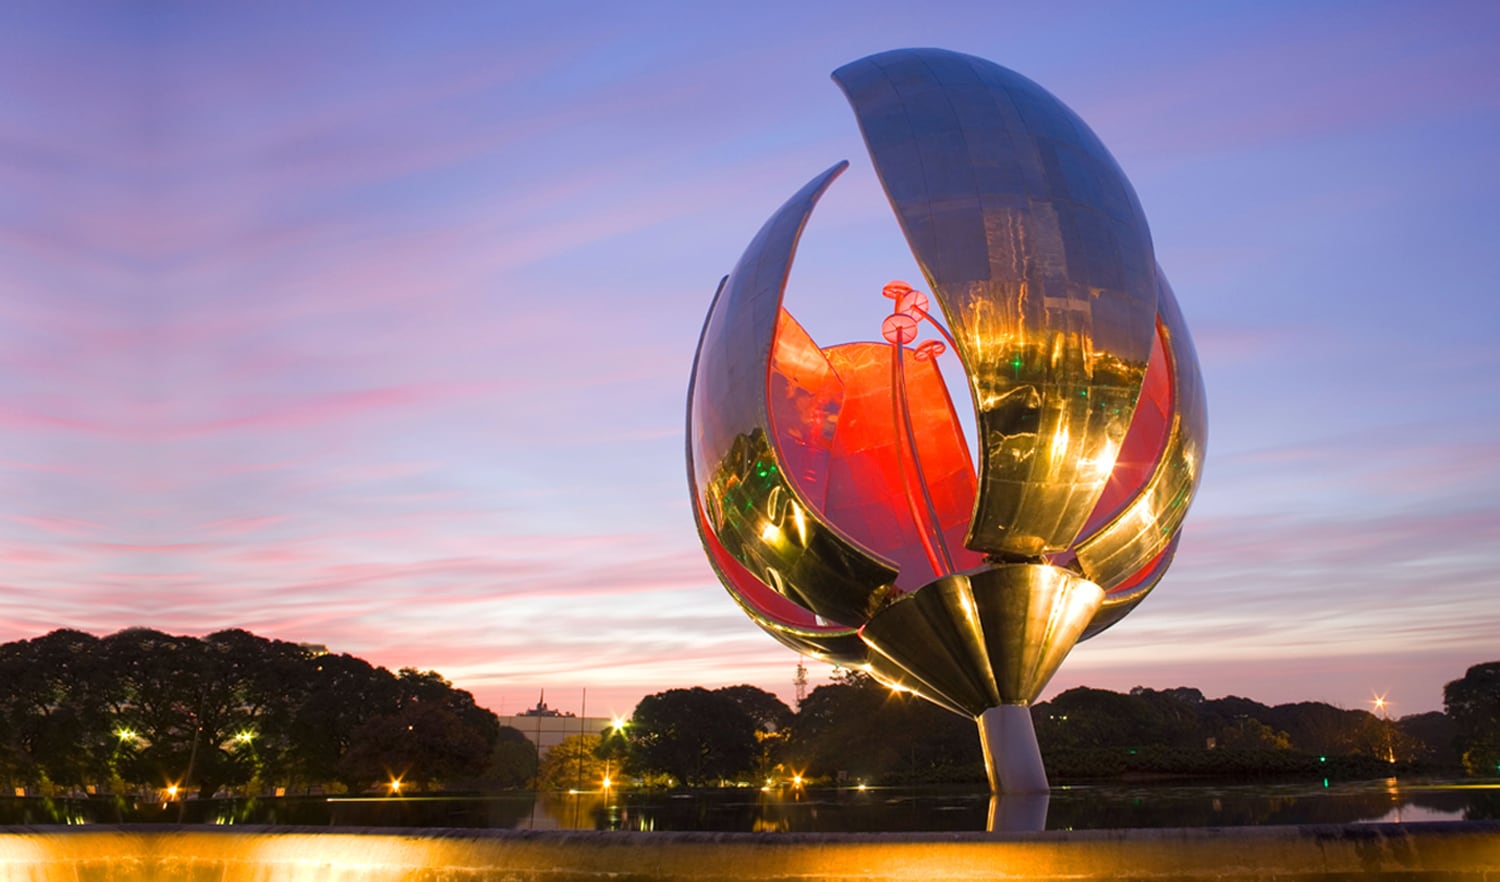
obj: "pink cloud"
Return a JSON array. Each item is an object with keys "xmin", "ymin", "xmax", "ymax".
[
  {"xmin": 199, "ymin": 515, "xmax": 288, "ymax": 536},
  {"xmin": 7, "ymin": 515, "xmax": 104, "ymax": 536},
  {"xmin": 166, "ymin": 382, "xmax": 506, "ymax": 438}
]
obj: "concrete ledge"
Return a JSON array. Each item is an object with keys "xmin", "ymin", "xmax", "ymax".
[{"xmin": 0, "ymin": 822, "xmax": 1497, "ymax": 881}]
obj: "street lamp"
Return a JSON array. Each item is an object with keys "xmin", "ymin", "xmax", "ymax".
[
  {"xmin": 603, "ymin": 716, "xmax": 629, "ymax": 793},
  {"xmin": 1371, "ymin": 693, "xmax": 1395, "ymax": 763}
]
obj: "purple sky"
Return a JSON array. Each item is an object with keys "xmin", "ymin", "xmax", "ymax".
[{"xmin": 2, "ymin": 1, "xmax": 1497, "ymax": 720}]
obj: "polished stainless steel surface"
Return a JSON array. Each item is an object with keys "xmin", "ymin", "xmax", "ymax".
[
  {"xmin": 686, "ymin": 161, "xmax": 894, "ymax": 654},
  {"xmin": 687, "ymin": 48, "xmax": 1206, "ymax": 793},
  {"xmin": 860, "ymin": 564, "xmax": 1104, "ymax": 714},
  {"xmin": 833, "ymin": 49, "xmax": 1160, "ymax": 559},
  {"xmin": 1075, "ymin": 269, "xmax": 1207, "ymax": 602}
]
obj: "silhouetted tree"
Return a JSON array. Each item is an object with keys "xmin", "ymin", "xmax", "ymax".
[
  {"xmin": 0, "ymin": 629, "xmax": 503, "ymax": 795},
  {"xmin": 181, "ymin": 630, "xmax": 316, "ymax": 797},
  {"xmin": 1035, "ymin": 687, "xmax": 1202, "ymax": 751},
  {"xmin": 1445, "ymin": 661, "xmax": 1500, "ymax": 776},
  {"xmin": 1262, "ymin": 702, "xmax": 1382, "ymax": 757},
  {"xmin": 339, "ymin": 700, "xmax": 495, "ymax": 790},
  {"xmin": 715, "ymin": 685, "xmax": 792, "ymax": 733},
  {"xmin": 790, "ymin": 671, "xmax": 979, "ymax": 783},
  {"xmin": 103, "ymin": 628, "xmax": 214, "ymax": 790},
  {"xmin": 327, "ymin": 668, "xmax": 499, "ymax": 790},
  {"xmin": 286, "ymin": 653, "xmax": 398, "ymax": 790},
  {"xmin": 628, "ymin": 688, "xmax": 757, "ymax": 785},
  {"xmin": 486, "ymin": 726, "xmax": 539, "ymax": 788},
  {"xmin": 1396, "ymin": 711, "xmax": 1460, "ymax": 767},
  {"xmin": 0, "ymin": 630, "xmax": 116, "ymax": 789},
  {"xmin": 714, "ymin": 685, "xmax": 793, "ymax": 781}
]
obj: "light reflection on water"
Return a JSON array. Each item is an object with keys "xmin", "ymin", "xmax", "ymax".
[
  {"xmin": 331, "ymin": 779, "xmax": 1498, "ymax": 832},
  {"xmin": 5, "ymin": 779, "xmax": 1497, "ymax": 832}
]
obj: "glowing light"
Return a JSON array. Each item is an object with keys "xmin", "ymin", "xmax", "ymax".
[
  {"xmin": 857, "ymin": 783, "xmax": 868, "ymax": 792},
  {"xmin": 1087, "ymin": 438, "xmax": 1118, "ymax": 480},
  {"xmin": 792, "ymin": 774, "xmax": 803, "ymax": 787},
  {"xmin": 1371, "ymin": 694, "xmax": 1395, "ymax": 762},
  {"xmin": 234, "ymin": 731, "xmax": 255, "ymax": 744},
  {"xmin": 1050, "ymin": 427, "xmax": 1071, "ymax": 463},
  {"xmin": 165, "ymin": 785, "xmax": 179, "ymax": 799},
  {"xmin": 610, "ymin": 716, "xmax": 629, "ymax": 734},
  {"xmin": 602, "ymin": 776, "xmax": 612, "ymax": 789},
  {"xmin": 116, "ymin": 728, "xmax": 136, "ymax": 741},
  {"xmin": 760, "ymin": 521, "xmax": 781, "ymax": 542},
  {"xmin": 388, "ymin": 778, "xmax": 402, "ymax": 795}
]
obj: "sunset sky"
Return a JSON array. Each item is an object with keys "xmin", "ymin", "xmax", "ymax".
[{"xmin": 2, "ymin": 1, "xmax": 1497, "ymax": 720}]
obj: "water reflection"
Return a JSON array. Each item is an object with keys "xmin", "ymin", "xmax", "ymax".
[
  {"xmin": 989, "ymin": 794, "xmax": 1049, "ymax": 832},
  {"xmin": 2, "ymin": 779, "xmax": 1496, "ymax": 831}
]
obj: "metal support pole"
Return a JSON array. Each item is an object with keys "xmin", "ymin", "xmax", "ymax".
[{"xmin": 978, "ymin": 705, "xmax": 1048, "ymax": 794}]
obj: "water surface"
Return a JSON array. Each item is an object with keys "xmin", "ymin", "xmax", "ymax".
[{"xmin": 9, "ymin": 778, "xmax": 1497, "ymax": 832}]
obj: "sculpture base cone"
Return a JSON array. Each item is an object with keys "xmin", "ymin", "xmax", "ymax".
[{"xmin": 979, "ymin": 704, "xmax": 1048, "ymax": 794}]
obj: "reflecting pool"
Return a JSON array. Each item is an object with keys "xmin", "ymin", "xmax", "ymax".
[{"xmin": 6, "ymin": 778, "xmax": 1497, "ymax": 831}]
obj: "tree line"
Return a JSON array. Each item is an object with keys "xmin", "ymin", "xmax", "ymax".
[
  {"xmin": 590, "ymin": 662, "xmax": 1499, "ymax": 788},
  {"xmin": 2, "ymin": 626, "xmax": 1495, "ymax": 795},
  {"xmin": 0, "ymin": 629, "xmax": 513, "ymax": 797}
]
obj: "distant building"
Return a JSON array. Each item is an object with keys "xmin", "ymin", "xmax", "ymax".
[{"xmin": 497, "ymin": 693, "xmax": 613, "ymax": 752}]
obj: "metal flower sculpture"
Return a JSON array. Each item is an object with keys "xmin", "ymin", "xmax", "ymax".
[{"xmin": 687, "ymin": 49, "xmax": 1206, "ymax": 794}]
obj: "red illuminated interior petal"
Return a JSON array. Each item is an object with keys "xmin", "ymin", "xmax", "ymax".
[{"xmin": 1077, "ymin": 319, "xmax": 1175, "ymax": 541}]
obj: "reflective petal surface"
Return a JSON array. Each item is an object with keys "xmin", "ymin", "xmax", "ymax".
[
  {"xmin": 1074, "ymin": 269, "xmax": 1207, "ymax": 597},
  {"xmin": 833, "ymin": 49, "xmax": 1161, "ymax": 558},
  {"xmin": 860, "ymin": 564, "xmax": 1104, "ymax": 713},
  {"xmin": 688, "ymin": 50, "xmax": 1206, "ymax": 791},
  {"xmin": 687, "ymin": 162, "xmax": 900, "ymax": 629}
]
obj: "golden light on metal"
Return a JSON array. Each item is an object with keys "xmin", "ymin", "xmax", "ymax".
[{"xmin": 687, "ymin": 48, "xmax": 1207, "ymax": 796}]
